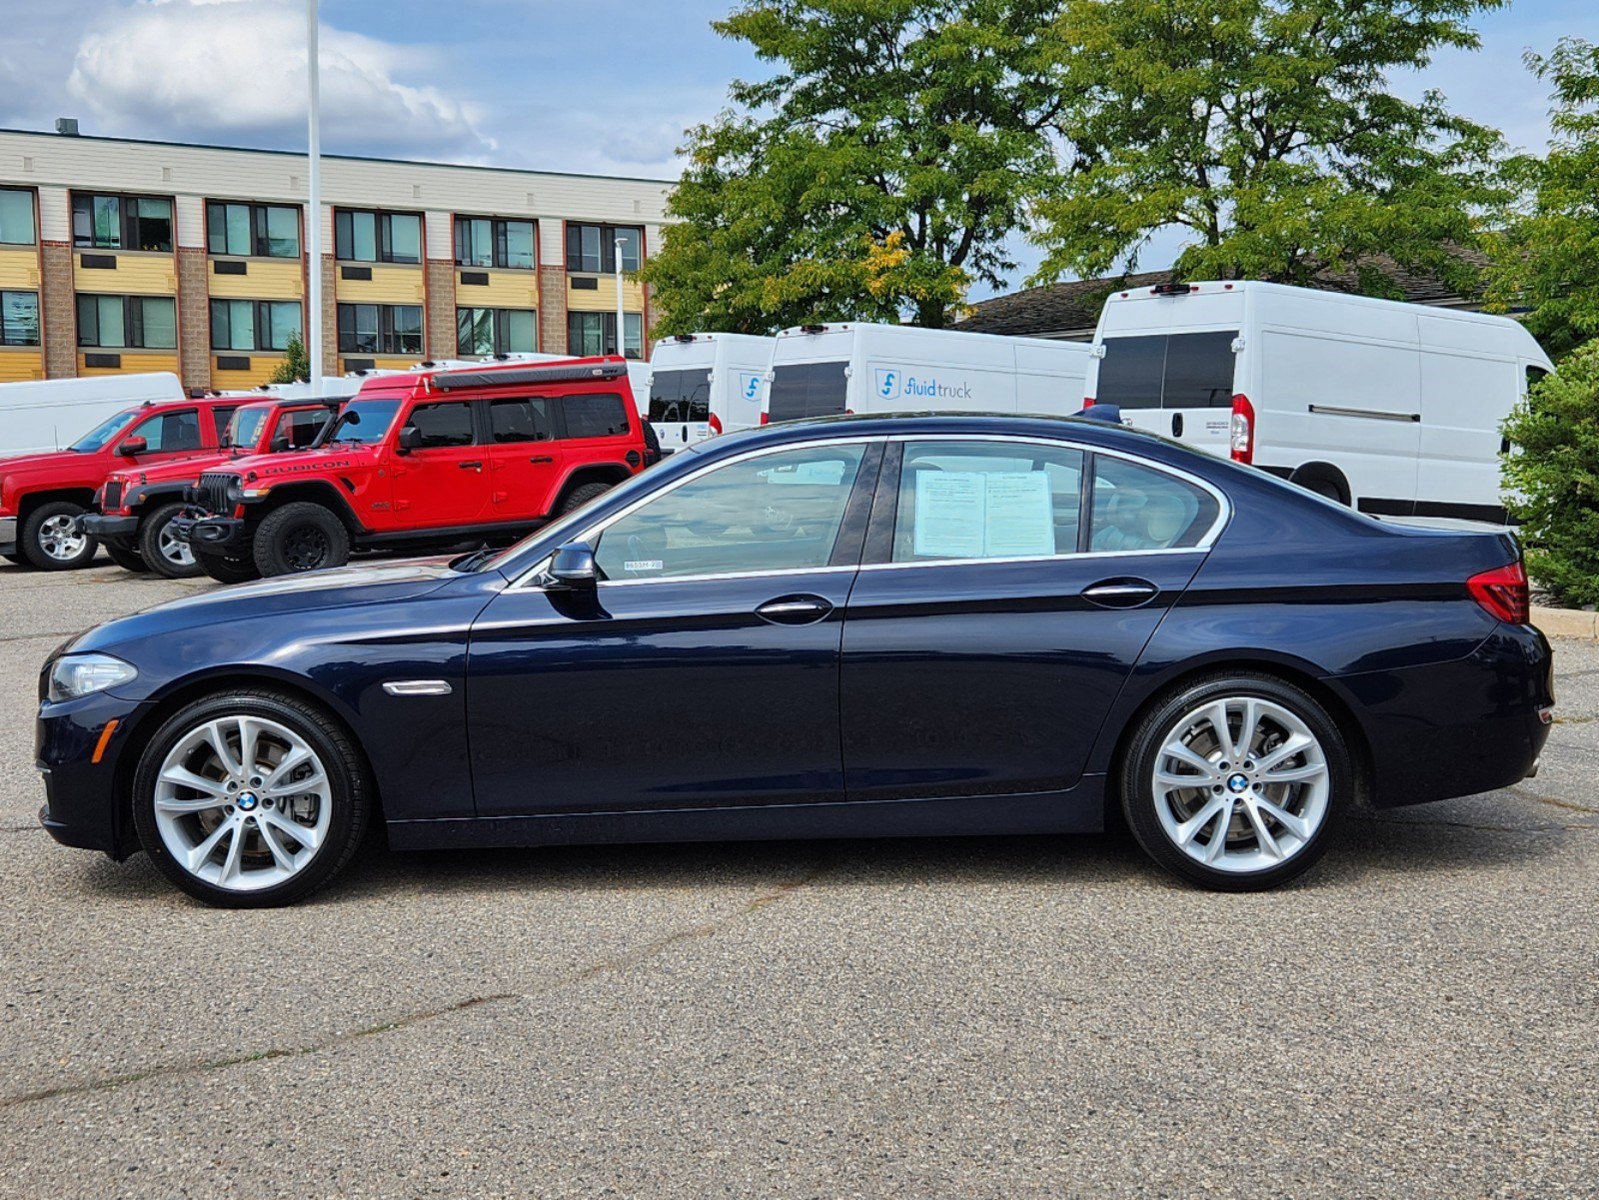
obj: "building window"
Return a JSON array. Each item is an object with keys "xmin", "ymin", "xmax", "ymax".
[
  {"xmin": 77, "ymin": 294, "xmax": 178, "ymax": 349},
  {"xmin": 0, "ymin": 189, "xmax": 35, "ymax": 246},
  {"xmin": 337, "ymin": 303, "xmax": 423, "ymax": 356},
  {"xmin": 454, "ymin": 217, "xmax": 535, "ymax": 270},
  {"xmin": 0, "ymin": 291, "xmax": 39, "ymax": 345},
  {"xmin": 457, "ymin": 307, "xmax": 538, "ymax": 356},
  {"xmin": 334, "ymin": 209, "xmax": 422, "ymax": 264},
  {"xmin": 71, "ymin": 194, "xmax": 173, "ymax": 252},
  {"xmin": 567, "ymin": 311, "xmax": 643, "ymax": 359},
  {"xmin": 565, "ymin": 223, "xmax": 642, "ymax": 274},
  {"xmin": 211, "ymin": 299, "xmax": 303, "ymax": 351},
  {"xmin": 206, "ymin": 202, "xmax": 301, "ymax": 258}
]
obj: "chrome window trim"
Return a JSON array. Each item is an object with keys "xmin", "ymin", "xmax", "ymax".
[{"xmin": 510, "ymin": 429, "xmax": 1231, "ymax": 590}]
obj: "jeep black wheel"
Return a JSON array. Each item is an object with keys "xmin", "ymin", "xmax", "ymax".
[
  {"xmin": 253, "ymin": 502, "xmax": 351, "ymax": 576},
  {"xmin": 197, "ymin": 551, "xmax": 261, "ymax": 584},
  {"xmin": 561, "ymin": 481, "xmax": 613, "ymax": 514},
  {"xmin": 103, "ymin": 540, "xmax": 150, "ymax": 572}
]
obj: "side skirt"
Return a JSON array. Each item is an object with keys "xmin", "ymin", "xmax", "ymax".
[{"xmin": 385, "ymin": 782, "xmax": 1107, "ymax": 851}]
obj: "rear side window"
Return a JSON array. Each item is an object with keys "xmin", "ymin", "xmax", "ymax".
[
  {"xmin": 408, "ymin": 401, "xmax": 475, "ymax": 449},
  {"xmin": 490, "ymin": 397, "xmax": 552, "ymax": 443},
  {"xmin": 562, "ymin": 392, "xmax": 630, "ymax": 439},
  {"xmin": 648, "ymin": 369, "xmax": 711, "ymax": 423},
  {"xmin": 768, "ymin": 361, "xmax": 847, "ymax": 422},
  {"xmin": 1089, "ymin": 456, "xmax": 1219, "ymax": 551},
  {"xmin": 1097, "ymin": 332, "xmax": 1237, "ymax": 409}
]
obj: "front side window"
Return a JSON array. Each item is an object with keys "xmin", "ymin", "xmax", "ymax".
[
  {"xmin": 566, "ymin": 223, "xmax": 643, "ymax": 273},
  {"xmin": 335, "ymin": 209, "xmax": 422, "ymax": 264},
  {"xmin": 337, "ymin": 303, "xmax": 422, "ymax": 355},
  {"xmin": 128, "ymin": 408, "xmax": 201, "ymax": 453},
  {"xmin": 566, "ymin": 311, "xmax": 643, "ymax": 359},
  {"xmin": 891, "ymin": 441, "xmax": 1085, "ymax": 563},
  {"xmin": 561, "ymin": 393, "xmax": 630, "ymax": 439},
  {"xmin": 77, "ymin": 295, "xmax": 177, "ymax": 349},
  {"xmin": 648, "ymin": 369, "xmax": 712, "ymax": 423},
  {"xmin": 73, "ymin": 194, "xmax": 173, "ymax": 252},
  {"xmin": 457, "ymin": 307, "xmax": 538, "ymax": 356},
  {"xmin": 1088, "ymin": 456, "xmax": 1220, "ymax": 552},
  {"xmin": 207, "ymin": 202, "xmax": 301, "ymax": 258},
  {"xmin": 1, "ymin": 290, "xmax": 39, "ymax": 346},
  {"xmin": 488, "ymin": 398, "xmax": 552, "ymax": 443},
  {"xmin": 405, "ymin": 401, "xmax": 475, "ymax": 449},
  {"xmin": 0, "ymin": 188, "xmax": 36, "ymax": 245},
  {"xmin": 768, "ymin": 361, "xmax": 847, "ymax": 422},
  {"xmin": 592, "ymin": 443, "xmax": 867, "ymax": 582},
  {"xmin": 1096, "ymin": 331, "xmax": 1238, "ymax": 410}
]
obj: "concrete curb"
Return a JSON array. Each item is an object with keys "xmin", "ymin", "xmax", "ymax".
[{"xmin": 1532, "ymin": 605, "xmax": 1598, "ymax": 640}]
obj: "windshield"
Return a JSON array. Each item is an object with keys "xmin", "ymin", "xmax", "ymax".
[
  {"xmin": 323, "ymin": 397, "xmax": 403, "ymax": 445},
  {"xmin": 68, "ymin": 409, "xmax": 137, "ymax": 453},
  {"xmin": 223, "ymin": 405, "xmax": 272, "ymax": 450}
]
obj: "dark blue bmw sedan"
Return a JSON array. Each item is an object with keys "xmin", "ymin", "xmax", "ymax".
[{"xmin": 38, "ymin": 414, "xmax": 1553, "ymax": 905}]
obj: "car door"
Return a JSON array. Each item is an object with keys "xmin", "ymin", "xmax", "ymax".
[
  {"xmin": 482, "ymin": 395, "xmax": 565, "ymax": 521},
  {"xmin": 465, "ymin": 438, "xmax": 882, "ymax": 817},
  {"xmin": 390, "ymin": 398, "xmax": 493, "ymax": 528},
  {"xmin": 119, "ymin": 406, "xmax": 207, "ymax": 469},
  {"xmin": 840, "ymin": 437, "xmax": 1224, "ymax": 811}
]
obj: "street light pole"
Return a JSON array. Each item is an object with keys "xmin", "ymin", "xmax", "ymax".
[
  {"xmin": 614, "ymin": 236, "xmax": 626, "ymax": 359},
  {"xmin": 306, "ymin": 0, "xmax": 323, "ymax": 385}
]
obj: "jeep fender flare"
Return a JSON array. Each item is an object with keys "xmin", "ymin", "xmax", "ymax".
[{"xmin": 246, "ymin": 481, "xmax": 368, "ymax": 536}]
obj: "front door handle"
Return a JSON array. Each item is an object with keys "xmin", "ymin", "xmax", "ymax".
[
  {"xmin": 755, "ymin": 595, "xmax": 834, "ymax": 625},
  {"xmin": 529, "ymin": 455, "xmax": 554, "ymax": 465},
  {"xmin": 1082, "ymin": 578, "xmax": 1159, "ymax": 609},
  {"xmin": 459, "ymin": 461, "xmax": 484, "ymax": 471}
]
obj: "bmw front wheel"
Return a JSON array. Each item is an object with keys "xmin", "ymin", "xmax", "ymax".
[
  {"xmin": 1121, "ymin": 673, "xmax": 1350, "ymax": 891},
  {"xmin": 132, "ymin": 691, "xmax": 370, "ymax": 907}
]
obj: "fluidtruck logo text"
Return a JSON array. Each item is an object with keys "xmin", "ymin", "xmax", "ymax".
[{"xmin": 876, "ymin": 367, "xmax": 974, "ymax": 402}]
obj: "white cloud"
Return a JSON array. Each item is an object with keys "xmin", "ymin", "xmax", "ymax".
[{"xmin": 64, "ymin": 0, "xmax": 494, "ymax": 159}]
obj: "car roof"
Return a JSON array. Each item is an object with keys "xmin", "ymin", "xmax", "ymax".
[{"xmin": 356, "ymin": 355, "xmax": 632, "ymax": 395}]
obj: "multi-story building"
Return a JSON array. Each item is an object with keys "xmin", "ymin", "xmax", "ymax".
[{"xmin": 0, "ymin": 125, "xmax": 671, "ymax": 392}]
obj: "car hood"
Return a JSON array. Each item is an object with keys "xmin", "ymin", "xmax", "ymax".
[
  {"xmin": 111, "ymin": 453, "xmax": 230, "ymax": 485},
  {"xmin": 68, "ymin": 558, "xmax": 479, "ymax": 655},
  {"xmin": 213, "ymin": 443, "xmax": 380, "ymax": 479},
  {"xmin": 0, "ymin": 449, "xmax": 90, "ymax": 476}
]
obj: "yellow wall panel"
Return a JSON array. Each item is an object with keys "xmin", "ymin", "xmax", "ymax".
[
  {"xmin": 207, "ymin": 259, "xmax": 304, "ymax": 300},
  {"xmin": 334, "ymin": 264, "xmax": 425, "ymax": 304},
  {"xmin": 566, "ymin": 275, "xmax": 645, "ymax": 313},
  {"xmin": 78, "ymin": 352, "xmax": 180, "ymax": 378},
  {"xmin": 73, "ymin": 252, "xmax": 178, "ymax": 295},
  {"xmin": 0, "ymin": 350, "xmax": 44, "ymax": 383},
  {"xmin": 213, "ymin": 355, "xmax": 287, "ymax": 390},
  {"xmin": 340, "ymin": 354, "xmax": 417, "ymax": 375},
  {"xmin": 454, "ymin": 269, "xmax": 539, "ymax": 309},
  {"xmin": 0, "ymin": 247, "xmax": 40, "ymax": 290}
]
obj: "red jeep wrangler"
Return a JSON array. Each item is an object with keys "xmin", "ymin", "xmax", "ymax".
[
  {"xmin": 179, "ymin": 356, "xmax": 658, "ymax": 581},
  {"xmin": 81, "ymin": 397, "xmax": 339, "ymax": 579},
  {"xmin": 0, "ymin": 396, "xmax": 242, "ymax": 571}
]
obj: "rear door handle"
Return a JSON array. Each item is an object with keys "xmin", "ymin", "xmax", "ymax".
[
  {"xmin": 529, "ymin": 455, "xmax": 555, "ymax": 464},
  {"xmin": 459, "ymin": 461, "xmax": 484, "ymax": 470},
  {"xmin": 1082, "ymin": 578, "xmax": 1159, "ymax": 608},
  {"xmin": 755, "ymin": 595, "xmax": 834, "ymax": 625}
]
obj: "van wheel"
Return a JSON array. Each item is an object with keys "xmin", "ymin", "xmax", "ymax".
[
  {"xmin": 21, "ymin": 501, "xmax": 98, "ymax": 570},
  {"xmin": 253, "ymin": 503, "xmax": 350, "ymax": 576},
  {"xmin": 197, "ymin": 551, "xmax": 261, "ymax": 585},
  {"xmin": 139, "ymin": 502, "xmax": 205, "ymax": 579},
  {"xmin": 561, "ymin": 481, "xmax": 613, "ymax": 514},
  {"xmin": 103, "ymin": 541, "xmax": 150, "ymax": 573}
]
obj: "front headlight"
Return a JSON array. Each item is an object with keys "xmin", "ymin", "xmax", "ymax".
[
  {"xmin": 47, "ymin": 654, "xmax": 138, "ymax": 702},
  {"xmin": 225, "ymin": 478, "xmax": 245, "ymax": 504}
]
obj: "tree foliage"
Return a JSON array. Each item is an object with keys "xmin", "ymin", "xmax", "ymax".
[
  {"xmin": 268, "ymin": 331, "xmax": 310, "ymax": 385},
  {"xmin": 640, "ymin": 0, "xmax": 1063, "ymax": 334},
  {"xmin": 1484, "ymin": 38, "xmax": 1599, "ymax": 361},
  {"xmin": 1031, "ymin": 0, "xmax": 1507, "ymax": 294},
  {"xmin": 1502, "ymin": 341, "xmax": 1599, "ymax": 606}
]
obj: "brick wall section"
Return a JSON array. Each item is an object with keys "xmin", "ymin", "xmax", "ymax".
[
  {"xmin": 425, "ymin": 261, "xmax": 456, "ymax": 361},
  {"xmin": 538, "ymin": 265, "xmax": 567, "ymax": 354},
  {"xmin": 39, "ymin": 242, "xmax": 77, "ymax": 379},
  {"xmin": 176, "ymin": 247, "xmax": 211, "ymax": 393},
  {"xmin": 319, "ymin": 255, "xmax": 338, "ymax": 377}
]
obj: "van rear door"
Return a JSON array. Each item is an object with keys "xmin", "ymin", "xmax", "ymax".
[
  {"xmin": 766, "ymin": 361, "xmax": 848, "ymax": 423},
  {"xmin": 1095, "ymin": 331, "xmax": 1237, "ymax": 455},
  {"xmin": 647, "ymin": 367, "xmax": 712, "ymax": 450}
]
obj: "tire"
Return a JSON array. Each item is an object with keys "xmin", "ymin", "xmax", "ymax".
[
  {"xmin": 561, "ymin": 481, "xmax": 613, "ymax": 515},
  {"xmin": 1301, "ymin": 477, "xmax": 1344, "ymax": 504},
  {"xmin": 3, "ymin": 553, "xmax": 28, "ymax": 567},
  {"xmin": 252, "ymin": 502, "xmax": 351, "ymax": 576},
  {"xmin": 1119, "ymin": 672, "xmax": 1351, "ymax": 892},
  {"xmin": 131, "ymin": 689, "xmax": 371, "ymax": 907},
  {"xmin": 20, "ymin": 500, "xmax": 99, "ymax": 570},
  {"xmin": 197, "ymin": 551, "xmax": 261, "ymax": 584},
  {"xmin": 103, "ymin": 540, "xmax": 150, "ymax": 573},
  {"xmin": 138, "ymin": 502, "xmax": 206, "ymax": 579}
]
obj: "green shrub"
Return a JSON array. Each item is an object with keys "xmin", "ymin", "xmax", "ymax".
[{"xmin": 1502, "ymin": 338, "xmax": 1599, "ymax": 606}]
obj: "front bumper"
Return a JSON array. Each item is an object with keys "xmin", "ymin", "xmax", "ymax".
[
  {"xmin": 37, "ymin": 690, "xmax": 148, "ymax": 859},
  {"xmin": 79, "ymin": 513, "xmax": 139, "ymax": 541},
  {"xmin": 0, "ymin": 514, "xmax": 16, "ymax": 557},
  {"xmin": 171, "ymin": 515, "xmax": 246, "ymax": 552}
]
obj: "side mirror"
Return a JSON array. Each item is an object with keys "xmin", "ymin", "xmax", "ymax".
[
  {"xmin": 115, "ymin": 436, "xmax": 148, "ymax": 457},
  {"xmin": 395, "ymin": 426, "xmax": 422, "ymax": 454},
  {"xmin": 269, "ymin": 436, "xmax": 290, "ymax": 453},
  {"xmin": 547, "ymin": 542, "xmax": 599, "ymax": 589}
]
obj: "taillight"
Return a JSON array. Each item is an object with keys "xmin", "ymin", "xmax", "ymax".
[
  {"xmin": 707, "ymin": 413, "xmax": 723, "ymax": 436},
  {"xmin": 1082, "ymin": 396, "xmax": 1095, "ymax": 410},
  {"xmin": 759, "ymin": 412, "xmax": 769, "ymax": 425},
  {"xmin": 1229, "ymin": 393, "xmax": 1255, "ymax": 463},
  {"xmin": 1468, "ymin": 561, "xmax": 1530, "ymax": 625}
]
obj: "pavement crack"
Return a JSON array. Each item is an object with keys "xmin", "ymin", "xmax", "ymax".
[
  {"xmin": 0, "ymin": 630, "xmax": 80, "ymax": 646},
  {"xmin": 1509, "ymin": 785, "xmax": 1599, "ymax": 815}
]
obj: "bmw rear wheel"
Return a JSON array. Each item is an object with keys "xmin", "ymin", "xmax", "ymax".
[
  {"xmin": 1121, "ymin": 673, "xmax": 1350, "ymax": 891},
  {"xmin": 132, "ymin": 691, "xmax": 370, "ymax": 907}
]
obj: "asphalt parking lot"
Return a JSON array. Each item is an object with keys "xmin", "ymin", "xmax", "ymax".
[{"xmin": 2, "ymin": 558, "xmax": 1597, "ymax": 1199}]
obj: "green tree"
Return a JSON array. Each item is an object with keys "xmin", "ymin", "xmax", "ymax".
[
  {"xmin": 1031, "ymin": 0, "xmax": 1507, "ymax": 295},
  {"xmin": 268, "ymin": 331, "xmax": 310, "ymax": 385},
  {"xmin": 640, "ymin": 0, "xmax": 1063, "ymax": 333},
  {"xmin": 1484, "ymin": 38, "xmax": 1599, "ymax": 360},
  {"xmin": 1501, "ymin": 341, "xmax": 1599, "ymax": 606}
]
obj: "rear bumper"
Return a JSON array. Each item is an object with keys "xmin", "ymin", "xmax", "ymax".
[
  {"xmin": 172, "ymin": 515, "xmax": 246, "ymax": 552},
  {"xmin": 79, "ymin": 513, "xmax": 139, "ymax": 542},
  {"xmin": 0, "ymin": 514, "xmax": 16, "ymax": 556}
]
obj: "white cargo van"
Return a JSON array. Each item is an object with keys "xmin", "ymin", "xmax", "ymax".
[
  {"xmin": 1086, "ymin": 281, "xmax": 1554, "ymax": 522},
  {"xmin": 645, "ymin": 333, "xmax": 774, "ymax": 451},
  {"xmin": 761, "ymin": 323, "xmax": 1091, "ymax": 424},
  {"xmin": 0, "ymin": 373, "xmax": 186, "ymax": 458}
]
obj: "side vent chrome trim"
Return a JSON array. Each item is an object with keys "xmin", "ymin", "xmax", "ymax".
[{"xmin": 382, "ymin": 680, "xmax": 453, "ymax": 697}]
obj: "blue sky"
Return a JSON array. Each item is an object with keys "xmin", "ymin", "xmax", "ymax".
[{"xmin": 0, "ymin": 0, "xmax": 1591, "ymax": 296}]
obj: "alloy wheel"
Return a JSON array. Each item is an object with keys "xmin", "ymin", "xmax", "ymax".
[
  {"xmin": 157, "ymin": 521, "xmax": 196, "ymax": 568},
  {"xmin": 38, "ymin": 514, "xmax": 88, "ymax": 562},
  {"xmin": 283, "ymin": 525, "xmax": 330, "ymax": 571}
]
